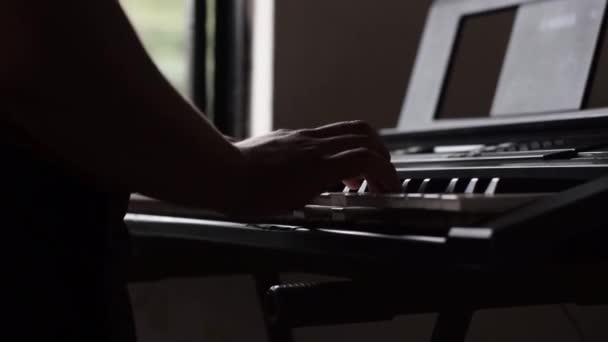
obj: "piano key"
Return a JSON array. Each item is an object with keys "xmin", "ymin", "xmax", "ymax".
[
  {"xmin": 424, "ymin": 178, "xmax": 453, "ymax": 193},
  {"xmin": 418, "ymin": 178, "xmax": 431, "ymax": 193},
  {"xmin": 401, "ymin": 178, "xmax": 412, "ymax": 192},
  {"xmin": 293, "ymin": 209, "xmax": 306, "ymax": 219},
  {"xmin": 307, "ymin": 192, "xmax": 548, "ymax": 214},
  {"xmin": 315, "ymin": 192, "xmax": 336, "ymax": 206},
  {"xmin": 331, "ymin": 207, "xmax": 347, "ymax": 222},
  {"xmin": 497, "ymin": 142, "xmax": 517, "ymax": 152},
  {"xmin": 422, "ymin": 194, "xmax": 443, "ymax": 210},
  {"xmin": 465, "ymin": 178, "xmax": 479, "ymax": 194},
  {"xmin": 445, "ymin": 178, "xmax": 459, "ymax": 193},
  {"xmin": 434, "ymin": 145, "xmax": 485, "ymax": 154},
  {"xmin": 485, "ymin": 178, "xmax": 500, "ymax": 195},
  {"xmin": 482, "ymin": 145, "xmax": 499, "ymax": 153},
  {"xmin": 405, "ymin": 178, "xmax": 424, "ymax": 193},
  {"xmin": 530, "ymin": 141, "xmax": 541, "ymax": 150},
  {"xmin": 358, "ymin": 181, "xmax": 368, "ymax": 194},
  {"xmin": 334, "ymin": 192, "xmax": 349, "ymax": 207}
]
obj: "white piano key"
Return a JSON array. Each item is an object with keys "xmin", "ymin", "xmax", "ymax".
[
  {"xmin": 312, "ymin": 192, "xmax": 346, "ymax": 207},
  {"xmin": 314, "ymin": 193, "xmax": 333, "ymax": 206},
  {"xmin": 293, "ymin": 210, "xmax": 306, "ymax": 219},
  {"xmin": 308, "ymin": 192, "xmax": 548, "ymax": 214},
  {"xmin": 332, "ymin": 193, "xmax": 348, "ymax": 207},
  {"xmin": 331, "ymin": 207, "xmax": 347, "ymax": 222},
  {"xmin": 422, "ymin": 194, "xmax": 443, "ymax": 210}
]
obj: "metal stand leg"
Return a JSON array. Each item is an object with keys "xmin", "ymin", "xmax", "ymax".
[
  {"xmin": 254, "ymin": 273, "xmax": 294, "ymax": 342},
  {"xmin": 430, "ymin": 308, "xmax": 474, "ymax": 342}
]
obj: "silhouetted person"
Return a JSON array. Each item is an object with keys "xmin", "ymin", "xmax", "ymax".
[{"xmin": 1, "ymin": 1, "xmax": 400, "ymax": 341}]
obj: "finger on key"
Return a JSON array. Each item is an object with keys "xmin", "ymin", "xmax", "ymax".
[
  {"xmin": 343, "ymin": 177, "xmax": 363, "ymax": 190},
  {"xmin": 322, "ymin": 148, "xmax": 401, "ymax": 193},
  {"xmin": 304, "ymin": 121, "xmax": 392, "ymax": 160}
]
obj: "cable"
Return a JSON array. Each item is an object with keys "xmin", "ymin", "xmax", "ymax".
[{"xmin": 560, "ymin": 304, "xmax": 586, "ymax": 342}]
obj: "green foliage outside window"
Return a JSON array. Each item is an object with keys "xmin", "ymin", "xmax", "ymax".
[{"xmin": 121, "ymin": 0, "xmax": 188, "ymax": 94}]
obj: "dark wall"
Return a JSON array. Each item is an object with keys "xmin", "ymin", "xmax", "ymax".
[{"xmin": 273, "ymin": 0, "xmax": 431, "ymax": 130}]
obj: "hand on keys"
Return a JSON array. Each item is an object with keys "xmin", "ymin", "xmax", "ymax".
[{"xmin": 234, "ymin": 121, "xmax": 402, "ymax": 215}]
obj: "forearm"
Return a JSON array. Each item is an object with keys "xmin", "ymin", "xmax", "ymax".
[{"xmin": 7, "ymin": 0, "xmax": 244, "ymax": 211}]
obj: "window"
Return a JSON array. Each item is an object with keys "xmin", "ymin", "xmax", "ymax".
[
  {"xmin": 120, "ymin": 0, "xmax": 189, "ymax": 95},
  {"xmin": 120, "ymin": 0, "xmax": 258, "ymax": 138},
  {"xmin": 249, "ymin": 0, "xmax": 274, "ymax": 136}
]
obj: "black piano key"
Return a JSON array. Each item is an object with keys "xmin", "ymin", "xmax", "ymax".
[
  {"xmin": 463, "ymin": 178, "xmax": 491, "ymax": 194},
  {"xmin": 418, "ymin": 179, "xmax": 432, "ymax": 193},
  {"xmin": 358, "ymin": 181, "xmax": 369, "ymax": 194},
  {"xmin": 425, "ymin": 179, "xmax": 453, "ymax": 193},
  {"xmin": 474, "ymin": 178, "xmax": 492, "ymax": 194},
  {"xmin": 464, "ymin": 178, "xmax": 479, "ymax": 194},
  {"xmin": 402, "ymin": 179, "xmax": 424, "ymax": 194},
  {"xmin": 454, "ymin": 179, "xmax": 470, "ymax": 193},
  {"xmin": 326, "ymin": 183, "xmax": 346, "ymax": 193},
  {"xmin": 484, "ymin": 178, "xmax": 500, "ymax": 195},
  {"xmin": 495, "ymin": 142, "xmax": 517, "ymax": 152},
  {"xmin": 445, "ymin": 178, "xmax": 459, "ymax": 193},
  {"xmin": 401, "ymin": 179, "xmax": 412, "ymax": 193}
]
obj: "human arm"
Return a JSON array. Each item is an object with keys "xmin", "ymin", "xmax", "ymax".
[
  {"xmin": 1, "ymin": 0, "xmax": 400, "ymax": 216},
  {"xmin": 2, "ymin": 0, "xmax": 245, "ymax": 213}
]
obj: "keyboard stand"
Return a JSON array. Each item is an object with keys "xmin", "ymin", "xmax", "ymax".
[
  {"xmin": 249, "ymin": 176, "xmax": 608, "ymax": 342},
  {"xmin": 258, "ymin": 267, "xmax": 608, "ymax": 342},
  {"xmin": 126, "ymin": 176, "xmax": 608, "ymax": 342}
]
